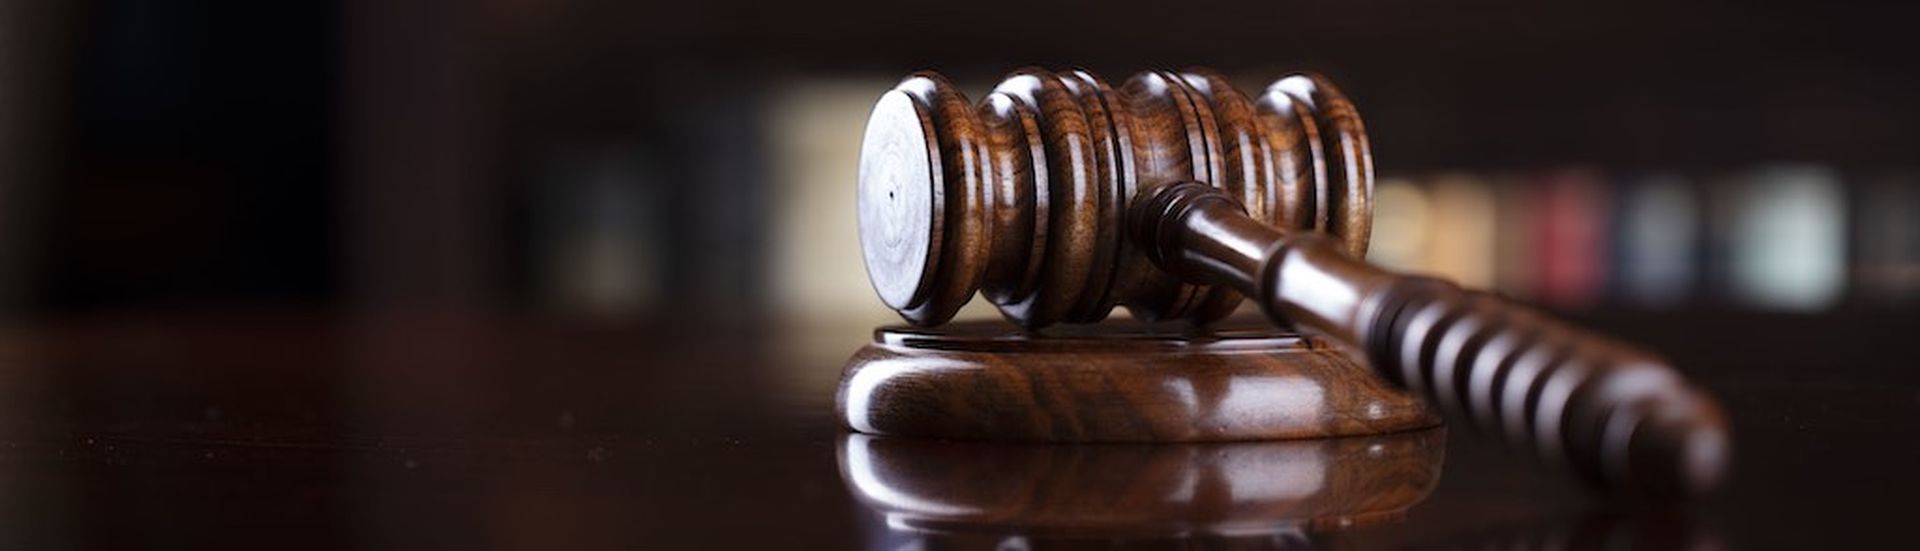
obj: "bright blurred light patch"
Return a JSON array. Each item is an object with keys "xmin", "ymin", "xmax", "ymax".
[
  {"xmin": 767, "ymin": 78, "xmax": 904, "ymax": 329},
  {"xmin": 1367, "ymin": 178, "xmax": 1431, "ymax": 274},
  {"xmin": 1369, "ymin": 174, "xmax": 1496, "ymax": 291},
  {"xmin": 1728, "ymin": 165, "xmax": 1846, "ymax": 311},
  {"xmin": 1425, "ymin": 173, "xmax": 1497, "ymax": 289}
]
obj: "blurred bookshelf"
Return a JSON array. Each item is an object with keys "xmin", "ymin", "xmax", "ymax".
[
  {"xmin": 1365, "ymin": 165, "xmax": 1917, "ymax": 313},
  {"xmin": 440, "ymin": 1, "xmax": 1920, "ymax": 372},
  {"xmin": 5, "ymin": 0, "xmax": 1918, "ymax": 372}
]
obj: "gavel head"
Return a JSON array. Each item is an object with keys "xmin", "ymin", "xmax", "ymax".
[{"xmin": 858, "ymin": 67, "xmax": 1376, "ymax": 328}]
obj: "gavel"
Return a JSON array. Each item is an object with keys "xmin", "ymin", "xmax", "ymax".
[{"xmin": 854, "ymin": 67, "xmax": 1730, "ymax": 498}]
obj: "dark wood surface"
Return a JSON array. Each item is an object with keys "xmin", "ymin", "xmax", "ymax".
[{"xmin": 0, "ymin": 309, "xmax": 1912, "ymax": 548}]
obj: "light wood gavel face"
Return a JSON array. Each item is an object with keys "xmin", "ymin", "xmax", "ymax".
[{"xmin": 858, "ymin": 68, "xmax": 1375, "ymax": 327}]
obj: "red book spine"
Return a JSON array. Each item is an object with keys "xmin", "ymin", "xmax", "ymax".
[{"xmin": 1533, "ymin": 170, "xmax": 1611, "ymax": 308}]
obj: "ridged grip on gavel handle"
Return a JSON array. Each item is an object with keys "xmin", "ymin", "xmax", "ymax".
[{"xmin": 1136, "ymin": 182, "xmax": 1731, "ymax": 498}]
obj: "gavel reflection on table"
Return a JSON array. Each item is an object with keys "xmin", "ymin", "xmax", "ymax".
[{"xmin": 840, "ymin": 67, "xmax": 1730, "ymax": 499}]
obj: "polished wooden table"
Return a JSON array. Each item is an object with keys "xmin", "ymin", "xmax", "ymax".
[{"xmin": 0, "ymin": 309, "xmax": 1911, "ymax": 548}]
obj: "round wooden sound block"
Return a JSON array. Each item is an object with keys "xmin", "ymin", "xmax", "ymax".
[{"xmin": 837, "ymin": 320, "xmax": 1440, "ymax": 442}]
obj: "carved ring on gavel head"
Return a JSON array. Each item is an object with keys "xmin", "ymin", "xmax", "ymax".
[
  {"xmin": 857, "ymin": 68, "xmax": 1371, "ymax": 327},
  {"xmin": 853, "ymin": 67, "xmax": 1731, "ymax": 499}
]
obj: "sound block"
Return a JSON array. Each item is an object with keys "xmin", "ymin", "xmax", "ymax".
[{"xmin": 837, "ymin": 319, "xmax": 1440, "ymax": 442}]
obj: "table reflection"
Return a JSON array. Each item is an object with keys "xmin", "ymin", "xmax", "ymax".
[
  {"xmin": 837, "ymin": 428, "xmax": 1445, "ymax": 547},
  {"xmin": 1364, "ymin": 508, "xmax": 1717, "ymax": 551}
]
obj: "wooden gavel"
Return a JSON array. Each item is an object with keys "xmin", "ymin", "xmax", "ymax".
[{"xmin": 855, "ymin": 67, "xmax": 1730, "ymax": 498}]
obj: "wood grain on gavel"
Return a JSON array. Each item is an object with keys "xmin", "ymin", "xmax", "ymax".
[{"xmin": 854, "ymin": 67, "xmax": 1730, "ymax": 498}]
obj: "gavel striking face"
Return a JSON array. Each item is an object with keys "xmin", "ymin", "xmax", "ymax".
[{"xmin": 856, "ymin": 67, "xmax": 1730, "ymax": 498}]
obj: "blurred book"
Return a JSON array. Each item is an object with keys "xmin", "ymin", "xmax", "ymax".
[
  {"xmin": 1613, "ymin": 174, "xmax": 1700, "ymax": 307},
  {"xmin": 530, "ymin": 145, "xmax": 666, "ymax": 316},
  {"xmin": 1425, "ymin": 173, "xmax": 1498, "ymax": 290},
  {"xmin": 1367, "ymin": 178, "xmax": 1432, "ymax": 274},
  {"xmin": 1853, "ymin": 172, "xmax": 1920, "ymax": 305},
  {"xmin": 1534, "ymin": 169, "xmax": 1610, "ymax": 309},
  {"xmin": 1720, "ymin": 165, "xmax": 1846, "ymax": 311},
  {"xmin": 1368, "ymin": 173, "xmax": 1495, "ymax": 291},
  {"xmin": 1493, "ymin": 174, "xmax": 1539, "ymax": 300}
]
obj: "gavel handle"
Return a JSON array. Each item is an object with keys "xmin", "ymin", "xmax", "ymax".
[{"xmin": 1136, "ymin": 182, "xmax": 1731, "ymax": 498}]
